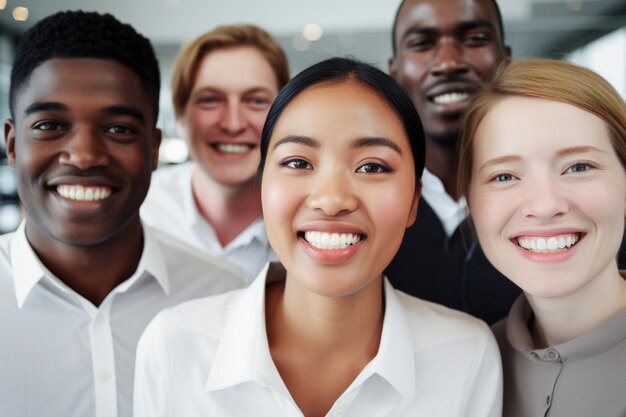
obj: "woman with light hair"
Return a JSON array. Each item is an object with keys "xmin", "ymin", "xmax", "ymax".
[{"xmin": 459, "ymin": 57, "xmax": 626, "ymax": 417}]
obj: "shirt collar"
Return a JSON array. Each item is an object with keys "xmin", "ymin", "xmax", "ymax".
[
  {"xmin": 506, "ymin": 294, "xmax": 626, "ymax": 361},
  {"xmin": 420, "ymin": 168, "xmax": 468, "ymax": 237},
  {"xmin": 205, "ymin": 262, "xmax": 276, "ymax": 391},
  {"xmin": 11, "ymin": 221, "xmax": 170, "ymax": 308},
  {"xmin": 205, "ymin": 265, "xmax": 417, "ymax": 400},
  {"xmin": 358, "ymin": 278, "xmax": 416, "ymax": 400}
]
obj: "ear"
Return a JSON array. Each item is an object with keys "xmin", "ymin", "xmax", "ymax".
[
  {"xmin": 4, "ymin": 119, "xmax": 16, "ymax": 167},
  {"xmin": 503, "ymin": 45, "xmax": 512, "ymax": 61},
  {"xmin": 150, "ymin": 128, "xmax": 162, "ymax": 171},
  {"xmin": 406, "ymin": 179, "xmax": 421, "ymax": 228},
  {"xmin": 176, "ymin": 115, "xmax": 189, "ymax": 141},
  {"xmin": 388, "ymin": 57, "xmax": 398, "ymax": 80}
]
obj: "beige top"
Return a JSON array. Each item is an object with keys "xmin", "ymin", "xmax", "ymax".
[{"xmin": 493, "ymin": 295, "xmax": 626, "ymax": 417}]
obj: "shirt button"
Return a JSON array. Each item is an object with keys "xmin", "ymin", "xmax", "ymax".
[
  {"xmin": 99, "ymin": 370, "xmax": 111, "ymax": 382},
  {"xmin": 545, "ymin": 349, "xmax": 559, "ymax": 361}
]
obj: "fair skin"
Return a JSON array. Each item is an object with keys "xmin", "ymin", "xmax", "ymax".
[
  {"xmin": 178, "ymin": 46, "xmax": 279, "ymax": 246},
  {"xmin": 389, "ymin": 0, "xmax": 509, "ymax": 198},
  {"xmin": 469, "ymin": 96, "xmax": 626, "ymax": 348},
  {"xmin": 261, "ymin": 80, "xmax": 419, "ymax": 417}
]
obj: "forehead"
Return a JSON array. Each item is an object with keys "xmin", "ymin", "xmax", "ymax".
[
  {"xmin": 475, "ymin": 96, "xmax": 613, "ymax": 157},
  {"xmin": 395, "ymin": 0, "xmax": 501, "ymax": 37},
  {"xmin": 15, "ymin": 58, "xmax": 154, "ymax": 121},
  {"xmin": 194, "ymin": 46, "xmax": 279, "ymax": 91},
  {"xmin": 272, "ymin": 80, "xmax": 410, "ymax": 147}
]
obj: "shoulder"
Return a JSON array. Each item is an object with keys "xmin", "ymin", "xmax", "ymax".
[
  {"xmin": 395, "ymin": 289, "xmax": 494, "ymax": 350},
  {"xmin": 142, "ymin": 162, "xmax": 192, "ymax": 207},
  {"xmin": 141, "ymin": 288, "xmax": 245, "ymax": 344},
  {"xmin": 150, "ymin": 161, "xmax": 192, "ymax": 185}
]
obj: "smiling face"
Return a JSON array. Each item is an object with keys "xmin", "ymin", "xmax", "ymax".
[
  {"xmin": 261, "ymin": 80, "xmax": 419, "ymax": 298},
  {"xmin": 6, "ymin": 58, "xmax": 160, "ymax": 248},
  {"xmin": 469, "ymin": 96, "xmax": 626, "ymax": 300},
  {"xmin": 390, "ymin": 0, "xmax": 508, "ymax": 145},
  {"xmin": 179, "ymin": 46, "xmax": 279, "ymax": 187}
]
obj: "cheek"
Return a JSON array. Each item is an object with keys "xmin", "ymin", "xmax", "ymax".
[
  {"xmin": 186, "ymin": 110, "xmax": 220, "ymax": 140},
  {"xmin": 247, "ymin": 110, "xmax": 270, "ymax": 137},
  {"xmin": 468, "ymin": 48, "xmax": 501, "ymax": 77},
  {"xmin": 468, "ymin": 187, "xmax": 510, "ymax": 246},
  {"xmin": 261, "ymin": 176, "xmax": 300, "ymax": 245},
  {"xmin": 368, "ymin": 182, "xmax": 415, "ymax": 234}
]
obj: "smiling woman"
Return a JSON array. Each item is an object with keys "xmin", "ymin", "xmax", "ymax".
[
  {"xmin": 134, "ymin": 57, "xmax": 504, "ymax": 417},
  {"xmin": 458, "ymin": 57, "xmax": 626, "ymax": 417}
]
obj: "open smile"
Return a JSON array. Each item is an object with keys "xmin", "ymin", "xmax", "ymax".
[
  {"xmin": 515, "ymin": 233, "xmax": 582, "ymax": 253},
  {"xmin": 298, "ymin": 231, "xmax": 365, "ymax": 250},
  {"xmin": 56, "ymin": 184, "xmax": 113, "ymax": 202},
  {"xmin": 211, "ymin": 143, "xmax": 255, "ymax": 154},
  {"xmin": 429, "ymin": 91, "xmax": 470, "ymax": 105}
]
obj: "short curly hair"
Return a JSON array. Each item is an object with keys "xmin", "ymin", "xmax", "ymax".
[{"xmin": 9, "ymin": 10, "xmax": 160, "ymax": 124}]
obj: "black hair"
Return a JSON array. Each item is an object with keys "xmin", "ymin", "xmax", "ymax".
[
  {"xmin": 391, "ymin": 0, "xmax": 506, "ymax": 56},
  {"xmin": 259, "ymin": 57, "xmax": 425, "ymax": 184},
  {"xmin": 9, "ymin": 10, "xmax": 160, "ymax": 124}
]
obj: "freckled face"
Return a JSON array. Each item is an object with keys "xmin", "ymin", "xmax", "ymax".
[
  {"xmin": 261, "ymin": 80, "xmax": 419, "ymax": 298},
  {"xmin": 469, "ymin": 96, "xmax": 626, "ymax": 300},
  {"xmin": 179, "ymin": 46, "xmax": 280, "ymax": 187}
]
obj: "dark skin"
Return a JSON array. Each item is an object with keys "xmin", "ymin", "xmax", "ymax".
[
  {"xmin": 389, "ymin": 0, "xmax": 510, "ymax": 199},
  {"xmin": 6, "ymin": 58, "xmax": 161, "ymax": 306}
]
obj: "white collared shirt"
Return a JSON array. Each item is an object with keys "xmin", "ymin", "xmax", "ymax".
[
  {"xmin": 140, "ymin": 161, "xmax": 276, "ymax": 281},
  {"xmin": 135, "ymin": 263, "xmax": 502, "ymax": 417},
  {"xmin": 0, "ymin": 222, "xmax": 246, "ymax": 417},
  {"xmin": 421, "ymin": 168, "xmax": 468, "ymax": 237}
]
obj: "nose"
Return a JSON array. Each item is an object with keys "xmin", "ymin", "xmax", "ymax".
[
  {"xmin": 306, "ymin": 170, "xmax": 358, "ymax": 217},
  {"xmin": 522, "ymin": 176, "xmax": 569, "ymax": 220},
  {"xmin": 430, "ymin": 39, "xmax": 469, "ymax": 77},
  {"xmin": 219, "ymin": 100, "xmax": 247, "ymax": 135},
  {"xmin": 58, "ymin": 128, "xmax": 110, "ymax": 170}
]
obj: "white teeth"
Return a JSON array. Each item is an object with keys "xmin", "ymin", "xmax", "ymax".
[
  {"xmin": 303, "ymin": 231, "xmax": 362, "ymax": 250},
  {"xmin": 217, "ymin": 143, "xmax": 250, "ymax": 154},
  {"xmin": 57, "ymin": 185, "xmax": 112, "ymax": 201},
  {"xmin": 432, "ymin": 92, "xmax": 469, "ymax": 104},
  {"xmin": 517, "ymin": 234, "xmax": 580, "ymax": 253}
]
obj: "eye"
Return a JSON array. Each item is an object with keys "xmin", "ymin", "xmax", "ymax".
[
  {"xmin": 282, "ymin": 158, "xmax": 312, "ymax": 170},
  {"xmin": 356, "ymin": 163, "xmax": 390, "ymax": 173},
  {"xmin": 246, "ymin": 96, "xmax": 272, "ymax": 108},
  {"xmin": 195, "ymin": 95, "xmax": 222, "ymax": 106},
  {"xmin": 105, "ymin": 125, "xmax": 135, "ymax": 135},
  {"xmin": 462, "ymin": 31, "xmax": 493, "ymax": 47},
  {"xmin": 33, "ymin": 121, "xmax": 64, "ymax": 131},
  {"xmin": 407, "ymin": 38, "xmax": 434, "ymax": 52},
  {"xmin": 491, "ymin": 172, "xmax": 514, "ymax": 182},
  {"xmin": 565, "ymin": 161, "xmax": 594, "ymax": 174}
]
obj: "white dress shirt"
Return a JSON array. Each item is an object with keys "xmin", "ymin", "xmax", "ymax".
[
  {"xmin": 421, "ymin": 168, "xmax": 468, "ymax": 237},
  {"xmin": 140, "ymin": 161, "xmax": 276, "ymax": 281},
  {"xmin": 0, "ymin": 222, "xmax": 246, "ymax": 417},
  {"xmin": 135, "ymin": 263, "xmax": 503, "ymax": 417}
]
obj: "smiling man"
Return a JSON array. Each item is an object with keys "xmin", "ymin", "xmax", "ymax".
[
  {"xmin": 0, "ymin": 11, "xmax": 245, "ymax": 417},
  {"xmin": 386, "ymin": 0, "xmax": 521, "ymax": 324},
  {"xmin": 141, "ymin": 25, "xmax": 289, "ymax": 281}
]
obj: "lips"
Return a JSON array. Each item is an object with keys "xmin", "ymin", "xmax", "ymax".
[
  {"xmin": 301, "ymin": 231, "xmax": 363, "ymax": 250},
  {"xmin": 425, "ymin": 81, "xmax": 476, "ymax": 107},
  {"xmin": 212, "ymin": 143, "xmax": 254, "ymax": 154},
  {"xmin": 515, "ymin": 233, "xmax": 582, "ymax": 253},
  {"xmin": 56, "ymin": 184, "xmax": 112, "ymax": 201}
]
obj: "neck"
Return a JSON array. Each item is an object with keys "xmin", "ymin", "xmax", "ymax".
[
  {"xmin": 191, "ymin": 165, "xmax": 263, "ymax": 247},
  {"xmin": 25, "ymin": 217, "xmax": 144, "ymax": 307},
  {"xmin": 528, "ymin": 265, "xmax": 626, "ymax": 348},
  {"xmin": 267, "ymin": 274, "xmax": 384, "ymax": 357},
  {"xmin": 424, "ymin": 136, "xmax": 459, "ymax": 199}
]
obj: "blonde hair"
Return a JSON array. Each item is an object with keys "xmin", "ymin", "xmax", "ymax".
[
  {"xmin": 458, "ymin": 57, "xmax": 626, "ymax": 200},
  {"xmin": 171, "ymin": 24, "xmax": 289, "ymax": 118}
]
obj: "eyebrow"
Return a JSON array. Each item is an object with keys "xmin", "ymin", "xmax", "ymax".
[
  {"xmin": 401, "ymin": 20, "xmax": 497, "ymax": 41},
  {"xmin": 193, "ymin": 86, "xmax": 275, "ymax": 96},
  {"xmin": 272, "ymin": 135, "xmax": 320, "ymax": 150},
  {"xmin": 352, "ymin": 136, "xmax": 403, "ymax": 154},
  {"xmin": 477, "ymin": 146, "xmax": 608, "ymax": 172},
  {"xmin": 24, "ymin": 101, "xmax": 145, "ymax": 123}
]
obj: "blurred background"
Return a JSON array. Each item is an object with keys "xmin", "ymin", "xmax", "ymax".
[{"xmin": 0, "ymin": 0, "xmax": 625, "ymax": 233}]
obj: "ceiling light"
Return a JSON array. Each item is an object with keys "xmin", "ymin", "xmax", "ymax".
[
  {"xmin": 303, "ymin": 24, "xmax": 323, "ymax": 42},
  {"xmin": 13, "ymin": 6, "xmax": 29, "ymax": 21},
  {"xmin": 0, "ymin": 0, "xmax": 7, "ymax": 11}
]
